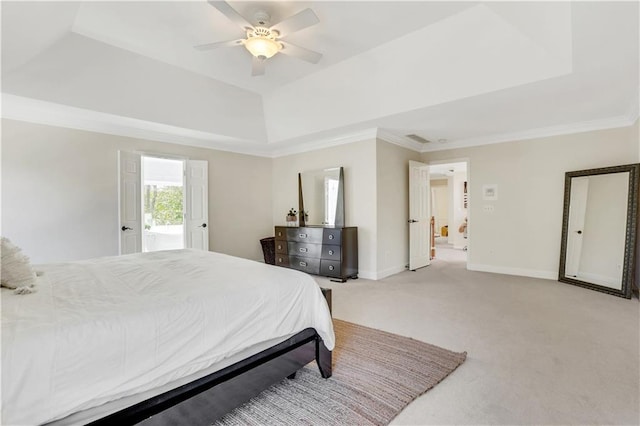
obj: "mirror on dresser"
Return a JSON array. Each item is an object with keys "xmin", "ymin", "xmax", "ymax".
[
  {"xmin": 274, "ymin": 166, "xmax": 357, "ymax": 282},
  {"xmin": 298, "ymin": 167, "xmax": 345, "ymax": 227},
  {"xmin": 558, "ymin": 163, "xmax": 639, "ymax": 298}
]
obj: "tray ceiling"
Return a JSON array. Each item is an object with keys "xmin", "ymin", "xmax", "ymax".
[{"xmin": 2, "ymin": 1, "xmax": 638, "ymax": 156}]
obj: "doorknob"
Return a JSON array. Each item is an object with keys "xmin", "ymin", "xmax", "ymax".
[
  {"xmin": 408, "ymin": 219, "xmax": 418, "ymax": 223},
  {"xmin": 121, "ymin": 226, "xmax": 132, "ymax": 231},
  {"xmin": 198, "ymin": 223, "xmax": 207, "ymax": 228},
  {"xmin": 576, "ymin": 230, "xmax": 582, "ymax": 234}
]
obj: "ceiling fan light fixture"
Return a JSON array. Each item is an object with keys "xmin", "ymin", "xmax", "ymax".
[
  {"xmin": 244, "ymin": 28, "xmax": 282, "ymax": 59},
  {"xmin": 198, "ymin": 3, "xmax": 322, "ymax": 74}
]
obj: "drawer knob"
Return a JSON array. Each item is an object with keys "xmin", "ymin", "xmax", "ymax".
[
  {"xmin": 278, "ymin": 258, "xmax": 283, "ymax": 262},
  {"xmin": 300, "ymin": 261, "xmax": 307, "ymax": 267},
  {"xmin": 328, "ymin": 250, "xmax": 334, "ymax": 255},
  {"xmin": 328, "ymin": 234, "xmax": 334, "ymax": 240},
  {"xmin": 329, "ymin": 265, "xmax": 334, "ymax": 271},
  {"xmin": 299, "ymin": 247, "xmax": 308, "ymax": 253},
  {"xmin": 278, "ymin": 245, "xmax": 282, "ymax": 250},
  {"xmin": 299, "ymin": 233, "xmax": 307, "ymax": 238}
]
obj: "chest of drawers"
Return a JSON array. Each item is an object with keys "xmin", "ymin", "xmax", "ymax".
[{"xmin": 274, "ymin": 226, "xmax": 358, "ymax": 282}]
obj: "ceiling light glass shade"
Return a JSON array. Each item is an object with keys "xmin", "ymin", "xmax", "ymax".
[{"xmin": 244, "ymin": 36, "xmax": 282, "ymax": 59}]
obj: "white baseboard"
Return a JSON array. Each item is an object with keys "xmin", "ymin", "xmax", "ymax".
[
  {"xmin": 375, "ymin": 265, "xmax": 408, "ymax": 280},
  {"xmin": 467, "ymin": 263, "xmax": 557, "ymax": 280},
  {"xmin": 357, "ymin": 265, "xmax": 410, "ymax": 281},
  {"xmin": 358, "ymin": 269, "xmax": 377, "ymax": 280},
  {"xmin": 362, "ymin": 264, "xmax": 557, "ymax": 281}
]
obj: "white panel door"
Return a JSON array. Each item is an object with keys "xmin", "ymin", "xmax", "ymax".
[
  {"xmin": 565, "ymin": 177, "xmax": 589, "ymax": 277},
  {"xmin": 118, "ymin": 151, "xmax": 142, "ymax": 255},
  {"xmin": 185, "ymin": 160, "xmax": 209, "ymax": 250},
  {"xmin": 409, "ymin": 161, "xmax": 431, "ymax": 270}
]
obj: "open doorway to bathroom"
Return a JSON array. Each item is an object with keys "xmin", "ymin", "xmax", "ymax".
[
  {"xmin": 429, "ymin": 161, "xmax": 468, "ymax": 264},
  {"xmin": 142, "ymin": 156, "xmax": 185, "ymax": 252}
]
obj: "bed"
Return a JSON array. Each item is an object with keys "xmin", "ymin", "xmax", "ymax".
[{"xmin": 1, "ymin": 249, "xmax": 334, "ymax": 425}]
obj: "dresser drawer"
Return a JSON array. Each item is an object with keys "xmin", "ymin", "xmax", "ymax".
[
  {"xmin": 321, "ymin": 245, "xmax": 341, "ymax": 260},
  {"xmin": 323, "ymin": 228, "xmax": 342, "ymax": 245},
  {"xmin": 320, "ymin": 260, "xmax": 342, "ymax": 278},
  {"xmin": 275, "ymin": 255, "xmax": 289, "ymax": 267},
  {"xmin": 275, "ymin": 240, "xmax": 288, "ymax": 254},
  {"xmin": 286, "ymin": 227, "xmax": 323, "ymax": 244},
  {"xmin": 289, "ymin": 256, "xmax": 321, "ymax": 275},
  {"xmin": 288, "ymin": 242, "xmax": 321, "ymax": 258},
  {"xmin": 275, "ymin": 227, "xmax": 288, "ymax": 240}
]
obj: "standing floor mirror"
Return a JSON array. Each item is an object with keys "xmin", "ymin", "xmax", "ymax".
[{"xmin": 559, "ymin": 163, "xmax": 639, "ymax": 298}]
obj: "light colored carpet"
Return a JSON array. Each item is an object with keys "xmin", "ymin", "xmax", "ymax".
[
  {"xmin": 314, "ymin": 259, "xmax": 639, "ymax": 425},
  {"xmin": 215, "ymin": 319, "xmax": 466, "ymax": 425}
]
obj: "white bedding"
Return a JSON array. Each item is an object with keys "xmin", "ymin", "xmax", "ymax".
[{"xmin": 1, "ymin": 249, "xmax": 334, "ymax": 425}]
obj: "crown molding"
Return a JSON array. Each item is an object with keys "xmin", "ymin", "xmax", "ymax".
[
  {"xmin": 1, "ymin": 94, "xmax": 274, "ymax": 157},
  {"xmin": 1, "ymin": 94, "xmax": 379, "ymax": 158},
  {"xmin": 269, "ymin": 128, "xmax": 378, "ymax": 158},
  {"xmin": 421, "ymin": 112, "xmax": 639, "ymax": 153},
  {"xmin": 375, "ymin": 129, "xmax": 423, "ymax": 153},
  {"xmin": 3, "ymin": 93, "xmax": 637, "ymax": 159}
]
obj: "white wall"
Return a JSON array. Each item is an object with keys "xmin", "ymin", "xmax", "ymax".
[
  {"xmin": 272, "ymin": 139, "xmax": 378, "ymax": 279},
  {"xmin": 1, "ymin": 119, "xmax": 273, "ymax": 264},
  {"xmin": 4, "ymin": 117, "xmax": 637, "ymax": 283},
  {"xmin": 447, "ymin": 176, "xmax": 454, "ymax": 244},
  {"xmin": 430, "ymin": 179, "xmax": 448, "ymax": 232},
  {"xmin": 451, "ymin": 170, "xmax": 468, "ymax": 249},
  {"xmin": 2, "ymin": 122, "xmax": 418, "ymax": 279},
  {"xmin": 423, "ymin": 121, "xmax": 639, "ymax": 279},
  {"xmin": 376, "ymin": 139, "xmax": 423, "ymax": 278}
]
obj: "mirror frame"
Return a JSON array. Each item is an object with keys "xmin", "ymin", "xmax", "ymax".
[
  {"xmin": 298, "ymin": 167, "xmax": 345, "ymax": 228},
  {"xmin": 558, "ymin": 163, "xmax": 639, "ymax": 298}
]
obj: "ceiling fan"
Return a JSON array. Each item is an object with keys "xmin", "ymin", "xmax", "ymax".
[{"xmin": 196, "ymin": 1, "xmax": 322, "ymax": 76}]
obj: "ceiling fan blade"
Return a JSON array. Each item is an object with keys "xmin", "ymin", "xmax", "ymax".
[
  {"xmin": 279, "ymin": 41, "xmax": 322, "ymax": 64},
  {"xmin": 194, "ymin": 39, "xmax": 244, "ymax": 51},
  {"xmin": 207, "ymin": 0, "xmax": 253, "ymax": 31},
  {"xmin": 270, "ymin": 8, "xmax": 319, "ymax": 37},
  {"xmin": 252, "ymin": 56, "xmax": 266, "ymax": 76}
]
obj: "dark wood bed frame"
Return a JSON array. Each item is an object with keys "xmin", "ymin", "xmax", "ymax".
[{"xmin": 86, "ymin": 329, "xmax": 331, "ymax": 426}]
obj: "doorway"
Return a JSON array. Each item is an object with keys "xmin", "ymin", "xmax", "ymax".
[
  {"xmin": 429, "ymin": 161, "xmax": 468, "ymax": 264},
  {"xmin": 142, "ymin": 156, "xmax": 185, "ymax": 252},
  {"xmin": 118, "ymin": 151, "xmax": 209, "ymax": 255}
]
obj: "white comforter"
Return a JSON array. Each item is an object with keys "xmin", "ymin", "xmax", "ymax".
[{"xmin": 1, "ymin": 249, "xmax": 334, "ymax": 425}]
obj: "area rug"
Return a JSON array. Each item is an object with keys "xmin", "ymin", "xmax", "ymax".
[{"xmin": 215, "ymin": 319, "xmax": 467, "ymax": 426}]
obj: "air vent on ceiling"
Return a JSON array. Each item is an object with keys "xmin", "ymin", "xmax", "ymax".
[{"xmin": 405, "ymin": 134, "xmax": 432, "ymax": 144}]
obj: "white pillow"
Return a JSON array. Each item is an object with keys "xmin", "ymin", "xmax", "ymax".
[{"xmin": 1, "ymin": 237, "xmax": 38, "ymax": 294}]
